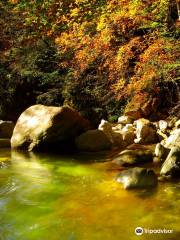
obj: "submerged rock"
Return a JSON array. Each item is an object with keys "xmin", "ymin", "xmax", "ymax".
[
  {"xmin": 75, "ymin": 129, "xmax": 112, "ymax": 152},
  {"xmin": 116, "ymin": 167, "xmax": 158, "ymax": 189},
  {"xmin": 160, "ymin": 147, "xmax": 180, "ymax": 178},
  {"xmin": 11, "ymin": 105, "xmax": 89, "ymax": 151},
  {"xmin": 113, "ymin": 149, "xmax": 153, "ymax": 166}
]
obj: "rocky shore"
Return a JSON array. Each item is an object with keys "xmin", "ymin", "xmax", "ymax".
[{"xmin": 1, "ymin": 104, "xmax": 180, "ymax": 190}]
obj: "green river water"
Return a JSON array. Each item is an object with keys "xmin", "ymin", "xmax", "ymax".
[{"xmin": 0, "ymin": 149, "xmax": 180, "ymax": 240}]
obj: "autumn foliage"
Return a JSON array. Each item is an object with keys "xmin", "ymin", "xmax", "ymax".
[{"xmin": 0, "ymin": 0, "xmax": 180, "ymax": 122}]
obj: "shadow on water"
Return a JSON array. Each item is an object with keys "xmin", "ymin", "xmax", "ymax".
[{"xmin": 132, "ymin": 187, "xmax": 158, "ymax": 199}]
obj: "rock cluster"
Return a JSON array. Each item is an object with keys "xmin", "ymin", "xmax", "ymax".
[
  {"xmin": 95, "ymin": 115, "xmax": 179, "ymax": 188},
  {"xmin": 8, "ymin": 105, "xmax": 180, "ymax": 189},
  {"xmin": 75, "ymin": 114, "xmax": 180, "ymax": 186}
]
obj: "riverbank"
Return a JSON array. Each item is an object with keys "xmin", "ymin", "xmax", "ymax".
[{"xmin": 0, "ymin": 104, "xmax": 180, "ymax": 190}]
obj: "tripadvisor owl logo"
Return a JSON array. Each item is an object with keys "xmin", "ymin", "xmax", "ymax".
[{"xmin": 135, "ymin": 227, "xmax": 144, "ymax": 235}]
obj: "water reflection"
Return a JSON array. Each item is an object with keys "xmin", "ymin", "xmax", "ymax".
[
  {"xmin": 0, "ymin": 149, "xmax": 179, "ymax": 240},
  {"xmin": 11, "ymin": 151, "xmax": 52, "ymax": 183}
]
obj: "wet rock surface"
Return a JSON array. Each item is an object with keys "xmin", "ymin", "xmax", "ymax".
[
  {"xmin": 113, "ymin": 149, "xmax": 153, "ymax": 166},
  {"xmin": 116, "ymin": 167, "xmax": 158, "ymax": 189}
]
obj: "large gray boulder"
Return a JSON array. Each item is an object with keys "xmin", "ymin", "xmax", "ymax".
[
  {"xmin": 112, "ymin": 149, "xmax": 153, "ymax": 166},
  {"xmin": 160, "ymin": 147, "xmax": 180, "ymax": 178},
  {"xmin": 11, "ymin": 105, "xmax": 89, "ymax": 151},
  {"xmin": 75, "ymin": 129, "xmax": 112, "ymax": 152},
  {"xmin": 0, "ymin": 121, "xmax": 14, "ymax": 138},
  {"xmin": 116, "ymin": 167, "xmax": 158, "ymax": 189}
]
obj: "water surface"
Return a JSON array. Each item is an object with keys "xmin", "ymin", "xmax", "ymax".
[{"xmin": 0, "ymin": 149, "xmax": 180, "ymax": 240}]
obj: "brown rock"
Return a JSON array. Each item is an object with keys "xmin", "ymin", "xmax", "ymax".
[{"xmin": 11, "ymin": 105, "xmax": 90, "ymax": 151}]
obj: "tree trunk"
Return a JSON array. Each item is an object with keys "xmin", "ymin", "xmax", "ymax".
[{"xmin": 176, "ymin": 0, "xmax": 180, "ymax": 19}]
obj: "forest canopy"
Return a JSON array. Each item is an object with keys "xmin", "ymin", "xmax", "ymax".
[{"xmin": 0, "ymin": 0, "xmax": 180, "ymax": 124}]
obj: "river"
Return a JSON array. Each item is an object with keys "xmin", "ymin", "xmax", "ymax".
[{"xmin": 0, "ymin": 149, "xmax": 180, "ymax": 240}]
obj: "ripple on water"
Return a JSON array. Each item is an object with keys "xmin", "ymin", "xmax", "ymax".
[
  {"xmin": 0, "ymin": 149, "xmax": 179, "ymax": 240},
  {"xmin": 0, "ymin": 177, "xmax": 19, "ymax": 196}
]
